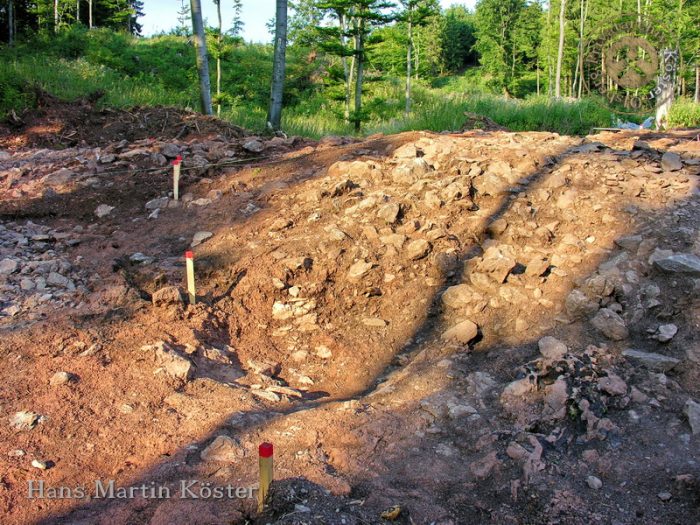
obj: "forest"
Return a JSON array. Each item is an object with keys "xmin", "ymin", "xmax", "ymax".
[{"xmin": 0, "ymin": 0, "xmax": 699, "ymax": 136}]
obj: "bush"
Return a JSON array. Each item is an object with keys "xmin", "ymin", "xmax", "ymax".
[{"xmin": 668, "ymin": 98, "xmax": 700, "ymax": 128}]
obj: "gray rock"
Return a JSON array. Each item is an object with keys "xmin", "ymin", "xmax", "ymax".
[
  {"xmin": 144, "ymin": 341, "xmax": 193, "ymax": 381},
  {"xmin": 129, "ymin": 252, "xmax": 155, "ymax": 265},
  {"xmin": 405, "ymin": 239, "xmax": 431, "ymax": 260},
  {"xmin": 243, "ymin": 139, "xmax": 265, "ymax": 153},
  {"xmin": 471, "ymin": 245, "xmax": 516, "ymax": 289},
  {"xmin": 441, "ymin": 284, "xmax": 482, "ymax": 309},
  {"xmin": 31, "ymin": 459, "xmax": 50, "ymax": 470},
  {"xmin": 474, "ymin": 172, "xmax": 509, "ymax": 196},
  {"xmin": 152, "ymin": 286, "xmax": 183, "ymax": 307},
  {"xmin": 597, "ymin": 372, "xmax": 627, "ymax": 396},
  {"xmin": 622, "ymin": 349, "xmax": 680, "ymax": 372},
  {"xmin": 587, "ymin": 476, "xmax": 603, "ymax": 490},
  {"xmin": 191, "ymin": 231, "xmax": 213, "ymax": 247},
  {"xmin": 653, "ymin": 254, "xmax": 700, "ymax": 276},
  {"xmin": 145, "ymin": 197, "xmax": 169, "ymax": 211},
  {"xmin": 49, "ymin": 371, "xmax": 76, "ymax": 386},
  {"xmin": 614, "ymin": 235, "xmax": 643, "ymax": 252},
  {"xmin": 525, "ymin": 256, "xmax": 550, "ymax": 277},
  {"xmin": 661, "ymin": 152, "xmax": 683, "ymax": 172},
  {"xmin": 46, "ymin": 272, "xmax": 71, "ymax": 288},
  {"xmin": 684, "ymin": 399, "xmax": 700, "ymax": 434},
  {"xmin": 347, "ymin": 260, "xmax": 373, "ymax": 281},
  {"xmin": 200, "ymin": 435, "xmax": 243, "ymax": 462},
  {"xmin": 160, "ymin": 143, "xmax": 181, "ymax": 158},
  {"xmin": 362, "ymin": 317, "xmax": 387, "ymax": 328},
  {"xmin": 43, "ymin": 168, "xmax": 76, "ymax": 186},
  {"xmin": 189, "ymin": 198, "xmax": 212, "ymax": 207},
  {"xmin": 441, "ymin": 319, "xmax": 478, "ymax": 344},
  {"xmin": 591, "ymin": 308, "xmax": 629, "ymax": 340},
  {"xmin": 9, "ymin": 411, "xmax": 43, "ymax": 431},
  {"xmin": 655, "ymin": 324, "xmax": 678, "ymax": 343},
  {"xmin": 377, "ymin": 202, "xmax": 401, "ymax": 224},
  {"xmin": 501, "ymin": 378, "xmax": 535, "ymax": 399},
  {"xmin": 447, "ymin": 402, "xmax": 478, "ymax": 418},
  {"xmin": 0, "ymin": 258, "xmax": 19, "ymax": 275},
  {"xmin": 465, "ymin": 372, "xmax": 497, "ymax": 397},
  {"xmin": 94, "ymin": 204, "xmax": 114, "ymax": 218},
  {"xmin": 538, "ymin": 336, "xmax": 567, "ymax": 361}
]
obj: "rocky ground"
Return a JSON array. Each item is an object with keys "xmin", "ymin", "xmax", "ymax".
[{"xmin": 1, "ymin": 105, "xmax": 699, "ymax": 524}]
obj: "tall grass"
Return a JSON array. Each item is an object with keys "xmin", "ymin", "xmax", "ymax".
[
  {"xmin": 668, "ymin": 98, "xmax": 700, "ymax": 128},
  {"xmin": 367, "ymin": 94, "xmax": 611, "ymax": 136},
  {"xmin": 0, "ymin": 55, "xmax": 198, "ymax": 112},
  {"xmin": 9, "ymin": 29, "xmax": 695, "ymax": 139}
]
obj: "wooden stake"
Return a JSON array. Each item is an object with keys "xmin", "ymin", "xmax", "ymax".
[
  {"xmin": 257, "ymin": 442, "xmax": 273, "ymax": 513},
  {"xmin": 173, "ymin": 155, "xmax": 182, "ymax": 201},
  {"xmin": 185, "ymin": 251, "xmax": 196, "ymax": 305}
]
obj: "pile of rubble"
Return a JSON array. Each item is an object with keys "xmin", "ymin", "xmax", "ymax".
[{"xmin": 1, "ymin": 122, "xmax": 699, "ymax": 525}]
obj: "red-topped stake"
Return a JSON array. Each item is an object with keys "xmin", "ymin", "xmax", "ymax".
[
  {"xmin": 173, "ymin": 156, "xmax": 182, "ymax": 200},
  {"xmin": 185, "ymin": 251, "xmax": 195, "ymax": 304},
  {"xmin": 258, "ymin": 442, "xmax": 274, "ymax": 512}
]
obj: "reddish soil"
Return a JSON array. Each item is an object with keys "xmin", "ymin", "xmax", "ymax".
[{"xmin": 0, "ymin": 104, "xmax": 699, "ymax": 525}]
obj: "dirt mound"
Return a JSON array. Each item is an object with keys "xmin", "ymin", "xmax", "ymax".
[
  {"xmin": 0, "ymin": 123, "xmax": 700, "ymax": 525},
  {"xmin": 0, "ymin": 91, "xmax": 247, "ymax": 150},
  {"xmin": 461, "ymin": 112, "xmax": 508, "ymax": 132}
]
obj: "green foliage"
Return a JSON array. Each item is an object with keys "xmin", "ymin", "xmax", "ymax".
[
  {"xmin": 441, "ymin": 6, "xmax": 476, "ymax": 72},
  {"xmin": 473, "ymin": 0, "xmax": 543, "ymax": 94},
  {"xmin": 667, "ymin": 98, "xmax": 700, "ymax": 128},
  {"xmin": 0, "ymin": 63, "xmax": 35, "ymax": 116}
]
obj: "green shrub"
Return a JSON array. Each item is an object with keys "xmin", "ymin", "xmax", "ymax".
[{"xmin": 668, "ymin": 98, "xmax": 700, "ymax": 128}]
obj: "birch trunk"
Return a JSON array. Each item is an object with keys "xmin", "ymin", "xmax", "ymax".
[
  {"xmin": 190, "ymin": 0, "xmax": 213, "ymax": 115},
  {"xmin": 354, "ymin": 19, "xmax": 365, "ymax": 132},
  {"xmin": 405, "ymin": 19, "xmax": 412, "ymax": 115},
  {"xmin": 267, "ymin": 0, "xmax": 288, "ymax": 130},
  {"xmin": 8, "ymin": 0, "xmax": 14, "ymax": 45},
  {"xmin": 555, "ymin": 0, "xmax": 566, "ymax": 98},
  {"xmin": 216, "ymin": 0, "xmax": 223, "ymax": 117}
]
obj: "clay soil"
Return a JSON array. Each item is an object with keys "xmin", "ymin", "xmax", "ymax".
[{"xmin": 1, "ymin": 103, "xmax": 699, "ymax": 525}]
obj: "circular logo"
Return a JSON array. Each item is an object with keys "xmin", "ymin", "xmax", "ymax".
[
  {"xmin": 583, "ymin": 13, "xmax": 675, "ymax": 115},
  {"xmin": 604, "ymin": 36, "xmax": 659, "ymax": 89}
]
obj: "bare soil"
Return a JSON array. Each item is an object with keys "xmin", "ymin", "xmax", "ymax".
[{"xmin": 1, "ymin": 104, "xmax": 699, "ymax": 525}]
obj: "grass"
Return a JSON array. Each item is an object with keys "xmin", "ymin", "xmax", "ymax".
[
  {"xmin": 2, "ymin": 28, "xmax": 697, "ymax": 139},
  {"xmin": 371, "ymin": 92, "xmax": 612, "ymax": 136}
]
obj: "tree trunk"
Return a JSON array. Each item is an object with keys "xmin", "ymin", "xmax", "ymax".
[
  {"xmin": 555, "ymin": 0, "xmax": 566, "ymax": 98},
  {"xmin": 694, "ymin": 65, "xmax": 699, "ymax": 103},
  {"xmin": 405, "ymin": 19, "xmax": 412, "ymax": 116},
  {"xmin": 348, "ymin": 19, "xmax": 356, "ymax": 119},
  {"xmin": 655, "ymin": 49, "xmax": 676, "ymax": 129},
  {"xmin": 54, "ymin": 0, "xmax": 59, "ymax": 32},
  {"xmin": 89, "ymin": 0, "xmax": 93, "ymax": 28},
  {"xmin": 190, "ymin": 0, "xmax": 213, "ymax": 115},
  {"xmin": 354, "ymin": 19, "xmax": 364, "ymax": 132},
  {"xmin": 76, "ymin": 0, "xmax": 80, "ymax": 23},
  {"xmin": 546, "ymin": 0, "xmax": 552, "ymax": 96},
  {"xmin": 216, "ymin": 0, "xmax": 223, "ymax": 117},
  {"xmin": 267, "ymin": 0, "xmax": 288, "ymax": 130},
  {"xmin": 8, "ymin": 0, "xmax": 14, "ymax": 45},
  {"xmin": 339, "ymin": 12, "xmax": 351, "ymax": 122},
  {"xmin": 577, "ymin": 0, "xmax": 586, "ymax": 98},
  {"xmin": 414, "ymin": 38, "xmax": 419, "ymax": 79}
]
